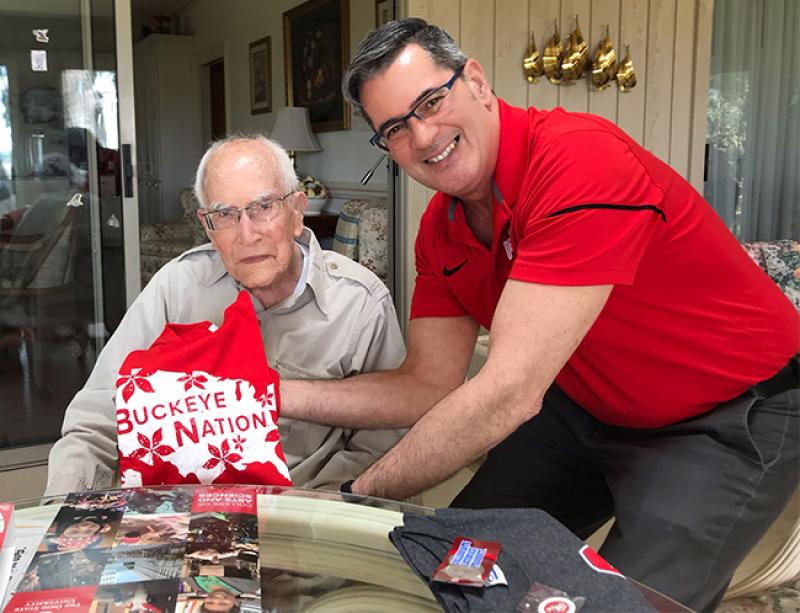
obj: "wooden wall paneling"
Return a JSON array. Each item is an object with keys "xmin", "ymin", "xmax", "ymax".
[
  {"xmin": 667, "ymin": 0, "xmax": 696, "ymax": 176},
  {"xmin": 558, "ymin": 0, "xmax": 592, "ymax": 113},
  {"xmin": 528, "ymin": 0, "xmax": 562, "ymax": 110},
  {"xmin": 429, "ymin": 0, "xmax": 461, "ymax": 43},
  {"xmin": 587, "ymin": 0, "xmax": 619, "ymax": 122},
  {"xmin": 461, "ymin": 0, "xmax": 495, "ymax": 84},
  {"xmin": 642, "ymin": 0, "xmax": 677, "ymax": 163},
  {"xmin": 405, "ymin": 0, "xmax": 429, "ymax": 20},
  {"xmin": 493, "ymin": 0, "xmax": 529, "ymax": 108},
  {"xmin": 688, "ymin": 0, "xmax": 713, "ymax": 191},
  {"xmin": 400, "ymin": 0, "xmax": 430, "ymax": 324},
  {"xmin": 617, "ymin": 0, "xmax": 648, "ymax": 145}
]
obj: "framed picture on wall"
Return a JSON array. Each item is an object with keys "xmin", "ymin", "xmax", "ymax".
[
  {"xmin": 283, "ymin": 0, "xmax": 350, "ymax": 132},
  {"xmin": 249, "ymin": 36, "xmax": 272, "ymax": 115},
  {"xmin": 375, "ymin": 0, "xmax": 392, "ymax": 27}
]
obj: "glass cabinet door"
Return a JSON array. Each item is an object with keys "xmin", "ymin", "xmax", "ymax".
[{"xmin": 0, "ymin": 0, "xmax": 127, "ymax": 451}]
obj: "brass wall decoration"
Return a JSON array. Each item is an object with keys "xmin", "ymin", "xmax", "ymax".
[
  {"xmin": 522, "ymin": 31, "xmax": 544, "ymax": 83},
  {"xmin": 591, "ymin": 25, "xmax": 617, "ymax": 90},
  {"xmin": 560, "ymin": 16, "xmax": 589, "ymax": 84},
  {"xmin": 543, "ymin": 21, "xmax": 564, "ymax": 84},
  {"xmin": 523, "ymin": 18, "xmax": 635, "ymax": 93},
  {"xmin": 616, "ymin": 44, "xmax": 637, "ymax": 91}
]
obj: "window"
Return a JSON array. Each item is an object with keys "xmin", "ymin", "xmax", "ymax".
[{"xmin": 704, "ymin": 0, "xmax": 799, "ymax": 241}]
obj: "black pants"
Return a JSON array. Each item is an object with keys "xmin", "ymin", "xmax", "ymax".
[{"xmin": 452, "ymin": 357, "xmax": 800, "ymax": 612}]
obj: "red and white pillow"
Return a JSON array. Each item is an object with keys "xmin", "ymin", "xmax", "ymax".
[{"xmin": 116, "ymin": 291, "xmax": 292, "ymax": 487}]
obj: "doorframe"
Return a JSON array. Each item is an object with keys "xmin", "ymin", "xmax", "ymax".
[
  {"xmin": 115, "ymin": 0, "xmax": 141, "ymax": 306},
  {"xmin": 196, "ymin": 41, "xmax": 231, "ymax": 149}
]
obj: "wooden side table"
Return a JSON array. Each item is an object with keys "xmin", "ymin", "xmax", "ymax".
[{"xmin": 303, "ymin": 213, "xmax": 339, "ymax": 240}]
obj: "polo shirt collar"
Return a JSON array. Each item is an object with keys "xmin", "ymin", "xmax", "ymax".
[
  {"xmin": 439, "ymin": 99, "xmax": 533, "ymax": 250},
  {"xmin": 492, "ymin": 98, "xmax": 532, "ymax": 213}
]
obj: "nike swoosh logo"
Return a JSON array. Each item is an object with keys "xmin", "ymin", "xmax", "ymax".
[{"xmin": 443, "ymin": 260, "xmax": 467, "ymax": 277}]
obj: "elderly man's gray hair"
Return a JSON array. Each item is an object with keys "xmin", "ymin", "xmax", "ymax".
[
  {"xmin": 193, "ymin": 134, "xmax": 298, "ymax": 208},
  {"xmin": 342, "ymin": 18, "xmax": 467, "ymax": 127}
]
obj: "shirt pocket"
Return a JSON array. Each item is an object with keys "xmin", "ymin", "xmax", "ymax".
[{"xmin": 274, "ymin": 361, "xmax": 343, "ymax": 459}]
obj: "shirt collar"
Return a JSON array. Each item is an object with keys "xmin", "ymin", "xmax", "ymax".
[
  {"xmin": 435, "ymin": 98, "xmax": 533, "ymax": 234},
  {"xmin": 492, "ymin": 98, "xmax": 533, "ymax": 212}
]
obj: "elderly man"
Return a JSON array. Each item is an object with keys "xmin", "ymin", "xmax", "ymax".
[
  {"xmin": 46, "ymin": 135, "xmax": 406, "ymax": 494},
  {"xmin": 279, "ymin": 18, "xmax": 799, "ymax": 610}
]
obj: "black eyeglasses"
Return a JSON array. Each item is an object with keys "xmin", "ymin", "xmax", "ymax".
[
  {"xmin": 201, "ymin": 192, "xmax": 296, "ymax": 231},
  {"xmin": 369, "ymin": 65, "xmax": 465, "ymax": 152}
]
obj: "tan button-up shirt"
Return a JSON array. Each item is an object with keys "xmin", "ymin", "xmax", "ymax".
[{"xmin": 45, "ymin": 229, "xmax": 406, "ymax": 495}]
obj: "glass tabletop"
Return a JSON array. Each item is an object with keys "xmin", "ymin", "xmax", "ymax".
[{"xmin": 6, "ymin": 485, "xmax": 691, "ymax": 612}]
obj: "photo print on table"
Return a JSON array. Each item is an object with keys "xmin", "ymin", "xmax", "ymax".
[
  {"xmin": 112, "ymin": 514, "xmax": 190, "ymax": 551},
  {"xmin": 37, "ymin": 506, "xmax": 122, "ymax": 554},
  {"xmin": 177, "ymin": 578, "xmax": 262, "ymax": 613},
  {"xmin": 179, "ymin": 488, "xmax": 261, "ymax": 608},
  {"xmin": 17, "ymin": 549, "xmax": 111, "ymax": 593},
  {"xmin": 91, "ymin": 578, "xmax": 180, "ymax": 612},
  {"xmin": 64, "ymin": 491, "xmax": 131, "ymax": 512},
  {"xmin": 124, "ymin": 488, "xmax": 195, "ymax": 515}
]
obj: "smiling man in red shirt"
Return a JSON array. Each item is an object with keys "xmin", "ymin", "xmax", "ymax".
[{"xmin": 281, "ymin": 18, "xmax": 799, "ymax": 610}]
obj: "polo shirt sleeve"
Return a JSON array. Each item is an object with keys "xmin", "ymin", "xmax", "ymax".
[
  {"xmin": 510, "ymin": 128, "xmax": 666, "ymax": 286},
  {"xmin": 409, "ymin": 212, "xmax": 467, "ymax": 320}
]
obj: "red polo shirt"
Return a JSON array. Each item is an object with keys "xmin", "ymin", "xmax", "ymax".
[{"xmin": 410, "ymin": 99, "xmax": 799, "ymax": 428}]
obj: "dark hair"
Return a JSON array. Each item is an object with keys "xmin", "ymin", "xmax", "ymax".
[{"xmin": 342, "ymin": 18, "xmax": 466, "ymax": 126}]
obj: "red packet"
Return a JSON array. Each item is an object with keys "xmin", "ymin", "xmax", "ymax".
[
  {"xmin": 432, "ymin": 536, "xmax": 502, "ymax": 587},
  {"xmin": 116, "ymin": 292, "xmax": 292, "ymax": 488}
]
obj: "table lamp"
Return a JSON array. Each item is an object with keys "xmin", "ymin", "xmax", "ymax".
[{"xmin": 270, "ymin": 106, "xmax": 321, "ymax": 172}]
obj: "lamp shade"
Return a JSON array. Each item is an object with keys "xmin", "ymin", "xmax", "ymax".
[{"xmin": 270, "ymin": 106, "xmax": 321, "ymax": 152}]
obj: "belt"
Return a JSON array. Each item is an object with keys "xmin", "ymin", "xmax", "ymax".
[{"xmin": 751, "ymin": 354, "xmax": 800, "ymax": 400}]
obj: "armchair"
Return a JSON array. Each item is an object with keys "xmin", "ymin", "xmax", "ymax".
[
  {"xmin": 331, "ymin": 198, "xmax": 388, "ymax": 284},
  {"xmin": 0, "ymin": 195, "xmax": 86, "ymax": 385},
  {"xmin": 139, "ymin": 188, "xmax": 207, "ymax": 286}
]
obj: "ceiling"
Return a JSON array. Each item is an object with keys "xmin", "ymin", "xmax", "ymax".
[{"xmin": 0, "ymin": 0, "xmax": 196, "ymax": 20}]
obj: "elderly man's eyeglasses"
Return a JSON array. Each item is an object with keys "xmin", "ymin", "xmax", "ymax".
[
  {"xmin": 201, "ymin": 192, "xmax": 295, "ymax": 231},
  {"xmin": 369, "ymin": 65, "xmax": 465, "ymax": 152}
]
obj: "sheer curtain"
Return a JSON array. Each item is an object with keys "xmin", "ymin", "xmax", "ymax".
[{"xmin": 704, "ymin": 0, "xmax": 799, "ymax": 241}]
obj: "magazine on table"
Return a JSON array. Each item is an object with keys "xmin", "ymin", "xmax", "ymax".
[
  {"xmin": 3, "ymin": 487, "xmax": 262, "ymax": 612},
  {"xmin": 0, "ymin": 503, "xmax": 14, "ymax": 606}
]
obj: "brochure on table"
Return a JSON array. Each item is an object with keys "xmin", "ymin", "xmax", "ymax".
[
  {"xmin": 3, "ymin": 487, "xmax": 262, "ymax": 613},
  {"xmin": 0, "ymin": 504, "xmax": 14, "ymax": 607}
]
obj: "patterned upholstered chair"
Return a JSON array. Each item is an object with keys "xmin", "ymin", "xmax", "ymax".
[
  {"xmin": 718, "ymin": 239, "xmax": 800, "ymax": 611},
  {"xmin": 331, "ymin": 198, "xmax": 388, "ymax": 284},
  {"xmin": 742, "ymin": 239, "xmax": 800, "ymax": 309},
  {"xmin": 139, "ymin": 188, "xmax": 207, "ymax": 286}
]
